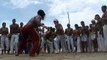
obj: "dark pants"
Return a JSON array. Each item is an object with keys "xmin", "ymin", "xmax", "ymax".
[
  {"xmin": 92, "ymin": 39, "xmax": 98, "ymax": 52},
  {"xmin": 81, "ymin": 41, "xmax": 88, "ymax": 52}
]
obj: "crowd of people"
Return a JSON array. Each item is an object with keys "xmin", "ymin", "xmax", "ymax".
[{"xmin": 0, "ymin": 5, "xmax": 107, "ymax": 57}]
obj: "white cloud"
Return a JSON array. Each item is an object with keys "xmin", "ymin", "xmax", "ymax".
[
  {"xmin": 4, "ymin": 0, "xmax": 41, "ymax": 8},
  {"xmin": 46, "ymin": 0, "xmax": 107, "ymax": 29},
  {"xmin": 1, "ymin": 0, "xmax": 107, "ymax": 29}
]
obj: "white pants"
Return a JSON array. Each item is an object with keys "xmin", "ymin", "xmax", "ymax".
[
  {"xmin": 103, "ymin": 25, "xmax": 107, "ymax": 51},
  {"xmin": 97, "ymin": 33, "xmax": 105, "ymax": 51},
  {"xmin": 66, "ymin": 35, "xmax": 74, "ymax": 52},
  {"xmin": 10, "ymin": 34, "xmax": 19, "ymax": 53},
  {"xmin": 81, "ymin": 34, "xmax": 87, "ymax": 41},
  {"xmin": 0, "ymin": 35, "xmax": 9, "ymax": 50},
  {"xmin": 40, "ymin": 37, "xmax": 45, "ymax": 52},
  {"xmin": 90, "ymin": 33, "xmax": 96, "ymax": 52},
  {"xmin": 57, "ymin": 35, "xmax": 67, "ymax": 52},
  {"xmin": 77, "ymin": 37, "xmax": 81, "ymax": 52},
  {"xmin": 54, "ymin": 37, "xmax": 60, "ymax": 53},
  {"xmin": 88, "ymin": 36, "xmax": 93, "ymax": 52},
  {"xmin": 46, "ymin": 40, "xmax": 54, "ymax": 53},
  {"xmin": 90, "ymin": 33, "xmax": 96, "ymax": 40}
]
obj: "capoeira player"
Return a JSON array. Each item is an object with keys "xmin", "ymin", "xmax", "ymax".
[
  {"xmin": 73, "ymin": 24, "xmax": 81, "ymax": 53},
  {"xmin": 16, "ymin": 9, "xmax": 46, "ymax": 57},
  {"xmin": 19, "ymin": 22, "xmax": 29, "ymax": 54},
  {"xmin": 90, "ymin": 20, "xmax": 98, "ymax": 52},
  {"xmin": 101, "ymin": 5, "xmax": 107, "ymax": 51},
  {"xmin": 19, "ymin": 22, "xmax": 24, "ymax": 42},
  {"xmin": 10, "ymin": 19, "xmax": 20, "ymax": 54},
  {"xmin": 44, "ymin": 27, "xmax": 55, "ymax": 53},
  {"xmin": 95, "ymin": 14, "xmax": 105, "ymax": 52},
  {"xmin": 53, "ymin": 20, "xmax": 67, "ymax": 53},
  {"xmin": 40, "ymin": 26, "xmax": 45, "ymax": 53},
  {"xmin": 65, "ymin": 24, "xmax": 74, "ymax": 52},
  {"xmin": 0, "ymin": 22, "xmax": 9, "ymax": 54},
  {"xmin": 80, "ymin": 21, "xmax": 88, "ymax": 52}
]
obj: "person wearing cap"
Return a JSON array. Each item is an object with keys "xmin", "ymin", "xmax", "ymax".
[
  {"xmin": 16, "ymin": 9, "xmax": 45, "ymax": 57},
  {"xmin": 101, "ymin": 5, "xmax": 107, "ymax": 51},
  {"xmin": 0, "ymin": 22, "xmax": 9, "ymax": 54}
]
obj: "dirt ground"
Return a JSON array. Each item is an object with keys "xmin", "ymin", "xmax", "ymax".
[{"xmin": 0, "ymin": 53, "xmax": 107, "ymax": 60}]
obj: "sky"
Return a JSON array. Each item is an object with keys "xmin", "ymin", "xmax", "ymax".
[{"xmin": 0, "ymin": 0, "xmax": 107, "ymax": 29}]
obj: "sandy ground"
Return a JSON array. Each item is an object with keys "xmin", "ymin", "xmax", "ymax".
[{"xmin": 0, "ymin": 53, "xmax": 107, "ymax": 60}]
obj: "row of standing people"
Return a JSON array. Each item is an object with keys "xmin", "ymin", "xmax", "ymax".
[
  {"xmin": 0, "ymin": 18, "xmax": 104, "ymax": 55},
  {"xmin": 0, "ymin": 19, "xmax": 23, "ymax": 54},
  {"xmin": 40, "ymin": 5, "xmax": 107, "ymax": 54},
  {"xmin": 40, "ymin": 15, "xmax": 104, "ymax": 53}
]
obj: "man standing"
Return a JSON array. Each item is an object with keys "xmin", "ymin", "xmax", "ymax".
[
  {"xmin": 80, "ymin": 21, "xmax": 88, "ymax": 52},
  {"xmin": 16, "ymin": 9, "xmax": 45, "ymax": 57},
  {"xmin": 90, "ymin": 20, "xmax": 98, "ymax": 52},
  {"xmin": 65, "ymin": 24, "xmax": 74, "ymax": 52},
  {"xmin": 53, "ymin": 20, "xmax": 67, "ymax": 53},
  {"xmin": 0, "ymin": 22, "xmax": 9, "ymax": 54},
  {"xmin": 73, "ymin": 24, "xmax": 81, "ymax": 53},
  {"xmin": 19, "ymin": 22, "xmax": 24, "ymax": 29},
  {"xmin": 40, "ymin": 26, "xmax": 46, "ymax": 53},
  {"xmin": 10, "ymin": 19, "xmax": 20, "ymax": 54},
  {"xmin": 101, "ymin": 5, "xmax": 107, "ymax": 51},
  {"xmin": 95, "ymin": 14, "xmax": 105, "ymax": 52}
]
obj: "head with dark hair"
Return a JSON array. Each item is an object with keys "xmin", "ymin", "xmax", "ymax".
[
  {"xmin": 20, "ymin": 22, "xmax": 23, "ymax": 25},
  {"xmin": 95, "ymin": 14, "xmax": 100, "ymax": 17},
  {"xmin": 67, "ymin": 24, "xmax": 70, "ymax": 28},
  {"xmin": 12, "ymin": 18, "xmax": 16, "ymax": 24},
  {"xmin": 53, "ymin": 19, "xmax": 59, "ymax": 25},
  {"xmin": 81, "ymin": 21, "xmax": 85, "ymax": 27},
  {"xmin": 91, "ymin": 20, "xmax": 96, "ymax": 24},
  {"xmin": 89, "ymin": 24, "xmax": 92, "ymax": 29},
  {"xmin": 52, "ymin": 28, "xmax": 55, "ymax": 32},
  {"xmin": 49, "ymin": 27, "xmax": 52, "ymax": 29},
  {"xmin": 2, "ymin": 22, "xmax": 6, "ymax": 27},
  {"xmin": 86, "ymin": 25, "xmax": 89, "ymax": 29},
  {"xmin": 74, "ymin": 24, "xmax": 79, "ymax": 29},
  {"xmin": 49, "ymin": 27, "xmax": 55, "ymax": 32},
  {"xmin": 101, "ymin": 5, "xmax": 107, "ymax": 13},
  {"xmin": 20, "ymin": 22, "xmax": 24, "ymax": 27},
  {"xmin": 37, "ymin": 9, "xmax": 46, "ymax": 20},
  {"xmin": 95, "ymin": 14, "xmax": 100, "ymax": 20}
]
